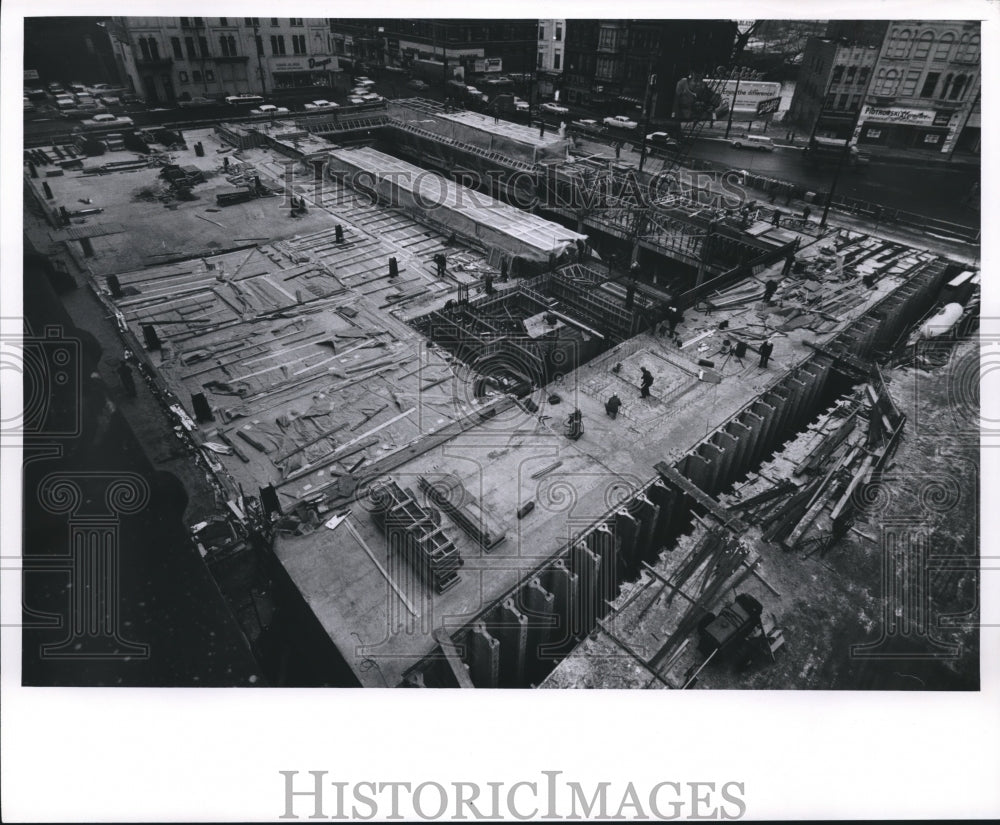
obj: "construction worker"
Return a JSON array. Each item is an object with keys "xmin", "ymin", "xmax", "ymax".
[
  {"xmin": 667, "ymin": 306, "xmax": 681, "ymax": 337},
  {"xmin": 758, "ymin": 339, "xmax": 774, "ymax": 369},
  {"xmin": 763, "ymin": 279, "xmax": 778, "ymax": 303},
  {"xmin": 802, "ymin": 205, "xmax": 812, "ymax": 223},
  {"xmin": 640, "ymin": 367, "xmax": 654, "ymax": 398},
  {"xmin": 605, "ymin": 394, "xmax": 622, "ymax": 419},
  {"xmin": 434, "ymin": 253, "xmax": 447, "ymax": 279},
  {"xmin": 116, "ymin": 359, "xmax": 137, "ymax": 397},
  {"xmin": 771, "ymin": 209, "xmax": 782, "ymax": 228},
  {"xmin": 565, "ymin": 408, "xmax": 584, "ymax": 440}
]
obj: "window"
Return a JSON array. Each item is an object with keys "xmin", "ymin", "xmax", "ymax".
[
  {"xmin": 290, "ymin": 18, "xmax": 303, "ymax": 26},
  {"xmin": 199, "ymin": 36, "xmax": 209, "ymax": 58},
  {"xmin": 922, "ymin": 133, "xmax": 941, "ymax": 144},
  {"xmin": 832, "ymin": 64, "xmax": 844, "ymax": 82},
  {"xmin": 950, "ymin": 74, "xmax": 968, "ymax": 100},
  {"xmin": 914, "ymin": 31, "xmax": 934, "ymax": 59},
  {"xmin": 538, "ymin": 24, "xmax": 545, "ymax": 40},
  {"xmin": 873, "ymin": 68, "xmax": 899, "ymax": 96},
  {"xmin": 555, "ymin": 23, "xmax": 562, "ymax": 41},
  {"xmin": 955, "ymin": 33, "xmax": 980, "ymax": 63},
  {"xmin": 857, "ymin": 66, "xmax": 869, "ymax": 85},
  {"xmin": 138, "ymin": 38, "xmax": 151, "ymax": 61},
  {"xmin": 901, "ymin": 70, "xmax": 921, "ymax": 96},
  {"xmin": 185, "ymin": 37, "xmax": 196, "ymax": 59},
  {"xmin": 271, "ymin": 18, "xmax": 279, "ymax": 26},
  {"xmin": 219, "ymin": 35, "xmax": 237, "ymax": 56},
  {"xmin": 192, "ymin": 70, "xmax": 202, "ymax": 82},
  {"xmin": 256, "ymin": 36, "xmax": 263, "ymax": 55},
  {"xmin": 845, "ymin": 65, "xmax": 856, "ymax": 83},
  {"xmin": 178, "ymin": 70, "xmax": 189, "ymax": 82},
  {"xmin": 825, "ymin": 92, "xmax": 837, "ymax": 108},
  {"xmin": 892, "ymin": 29, "xmax": 912, "ymax": 58},
  {"xmin": 171, "ymin": 37, "xmax": 183, "ymax": 59},
  {"xmin": 205, "ymin": 70, "xmax": 214, "ymax": 81},
  {"xmin": 219, "ymin": 17, "xmax": 228, "ymax": 26},
  {"xmin": 849, "ymin": 94, "xmax": 861, "ymax": 110},
  {"xmin": 919, "ymin": 71, "xmax": 939, "ymax": 98},
  {"xmin": 292, "ymin": 34, "xmax": 306, "ymax": 55},
  {"xmin": 245, "ymin": 17, "xmax": 260, "ymax": 26},
  {"xmin": 538, "ymin": 50, "xmax": 545, "ymax": 69},
  {"xmin": 271, "ymin": 35, "xmax": 286, "ymax": 56},
  {"xmin": 180, "ymin": 17, "xmax": 191, "ymax": 27},
  {"xmin": 837, "ymin": 93, "xmax": 849, "ymax": 109},
  {"xmin": 865, "ymin": 128, "xmax": 882, "ymax": 139},
  {"xmin": 934, "ymin": 32, "xmax": 955, "ymax": 61},
  {"xmin": 554, "ymin": 51, "xmax": 561, "ymax": 70}
]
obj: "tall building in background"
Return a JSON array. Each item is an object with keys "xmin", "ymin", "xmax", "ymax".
[
  {"xmin": 562, "ymin": 20, "xmax": 737, "ymax": 118},
  {"xmin": 109, "ymin": 17, "xmax": 336, "ymax": 103},
  {"xmin": 536, "ymin": 19, "xmax": 565, "ymax": 98},
  {"xmin": 24, "ymin": 17, "xmax": 122, "ymax": 87}
]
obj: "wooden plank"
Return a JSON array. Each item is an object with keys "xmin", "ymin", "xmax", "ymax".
[
  {"xmin": 432, "ymin": 628, "xmax": 475, "ymax": 688},
  {"xmin": 342, "ymin": 519, "xmax": 419, "ymax": 617}
]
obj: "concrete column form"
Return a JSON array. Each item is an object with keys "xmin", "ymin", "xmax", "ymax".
[
  {"xmin": 698, "ymin": 440, "xmax": 725, "ymax": 496},
  {"xmin": 468, "ymin": 622, "xmax": 501, "ymax": 688},
  {"xmin": 759, "ymin": 392, "xmax": 786, "ymax": 458},
  {"xmin": 645, "ymin": 481, "xmax": 677, "ymax": 550},
  {"xmin": 741, "ymin": 407, "xmax": 770, "ymax": 467},
  {"xmin": 521, "ymin": 577, "xmax": 557, "ymax": 679},
  {"xmin": 766, "ymin": 386, "xmax": 793, "ymax": 442},
  {"xmin": 586, "ymin": 524, "xmax": 619, "ymax": 613},
  {"xmin": 682, "ymin": 451, "xmax": 714, "ymax": 495},
  {"xmin": 613, "ymin": 509, "xmax": 641, "ymax": 581},
  {"xmin": 495, "ymin": 598, "xmax": 529, "ymax": 687},
  {"xmin": 711, "ymin": 430, "xmax": 741, "ymax": 493},
  {"xmin": 724, "ymin": 420, "xmax": 754, "ymax": 484},
  {"xmin": 542, "ymin": 560, "xmax": 581, "ymax": 655},
  {"xmin": 630, "ymin": 494, "xmax": 661, "ymax": 561},
  {"xmin": 784, "ymin": 376, "xmax": 810, "ymax": 431},
  {"xmin": 569, "ymin": 542, "xmax": 602, "ymax": 637}
]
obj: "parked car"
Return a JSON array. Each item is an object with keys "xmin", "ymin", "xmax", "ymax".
[
  {"xmin": 25, "ymin": 87, "xmax": 48, "ymax": 100},
  {"xmin": 354, "ymin": 77, "xmax": 375, "ymax": 88},
  {"xmin": 96, "ymin": 95, "xmax": 121, "ymax": 106},
  {"xmin": 347, "ymin": 96, "xmax": 366, "ymax": 105},
  {"xmin": 88, "ymin": 83, "xmax": 128, "ymax": 96},
  {"xmin": 54, "ymin": 94, "xmax": 78, "ymax": 110},
  {"xmin": 513, "ymin": 96, "xmax": 530, "ymax": 112},
  {"xmin": 47, "ymin": 82, "xmax": 65, "ymax": 94},
  {"xmin": 541, "ymin": 101, "xmax": 570, "ymax": 115},
  {"xmin": 407, "ymin": 79, "xmax": 429, "ymax": 91},
  {"xmin": 603, "ymin": 115, "xmax": 638, "ymax": 130},
  {"xmin": 78, "ymin": 113, "xmax": 134, "ymax": 130},
  {"xmin": 303, "ymin": 99, "xmax": 339, "ymax": 111},
  {"xmin": 249, "ymin": 105, "xmax": 290, "ymax": 116},
  {"xmin": 359, "ymin": 92, "xmax": 383, "ymax": 102},
  {"xmin": 178, "ymin": 96, "xmax": 218, "ymax": 108},
  {"xmin": 68, "ymin": 83, "xmax": 89, "ymax": 95},
  {"xmin": 732, "ymin": 134, "xmax": 775, "ymax": 151},
  {"xmin": 646, "ymin": 131, "xmax": 680, "ymax": 151}
]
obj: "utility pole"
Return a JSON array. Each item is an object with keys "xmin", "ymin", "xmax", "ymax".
[
  {"xmin": 724, "ymin": 69, "xmax": 741, "ymax": 139},
  {"xmin": 637, "ymin": 61, "xmax": 656, "ymax": 172},
  {"xmin": 253, "ymin": 22, "xmax": 266, "ymax": 96},
  {"xmin": 819, "ymin": 45, "xmax": 879, "ymax": 227}
]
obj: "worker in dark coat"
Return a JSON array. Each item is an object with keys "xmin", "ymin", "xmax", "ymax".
[
  {"xmin": 605, "ymin": 394, "xmax": 622, "ymax": 419},
  {"xmin": 758, "ymin": 340, "xmax": 774, "ymax": 368},
  {"xmin": 640, "ymin": 367, "xmax": 654, "ymax": 398},
  {"xmin": 116, "ymin": 360, "xmax": 137, "ymax": 397},
  {"xmin": 763, "ymin": 279, "xmax": 778, "ymax": 303}
]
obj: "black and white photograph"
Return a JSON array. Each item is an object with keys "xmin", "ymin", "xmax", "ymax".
[{"xmin": 3, "ymin": 1, "xmax": 998, "ymax": 821}]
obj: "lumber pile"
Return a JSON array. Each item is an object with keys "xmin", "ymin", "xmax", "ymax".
[{"xmin": 417, "ymin": 475, "xmax": 507, "ymax": 552}]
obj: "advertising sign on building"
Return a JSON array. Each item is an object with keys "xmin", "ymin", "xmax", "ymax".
[
  {"xmin": 756, "ymin": 96, "xmax": 781, "ymax": 116},
  {"xmin": 859, "ymin": 105, "xmax": 937, "ymax": 126},
  {"xmin": 24, "ymin": 69, "xmax": 40, "ymax": 81},
  {"xmin": 270, "ymin": 57, "xmax": 313, "ymax": 73},
  {"xmin": 707, "ymin": 79, "xmax": 782, "ymax": 111}
]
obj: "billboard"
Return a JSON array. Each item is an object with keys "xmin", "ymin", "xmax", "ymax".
[{"xmin": 707, "ymin": 79, "xmax": 782, "ymax": 111}]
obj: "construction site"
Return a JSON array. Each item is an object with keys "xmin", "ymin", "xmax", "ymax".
[{"xmin": 22, "ymin": 97, "xmax": 980, "ymax": 690}]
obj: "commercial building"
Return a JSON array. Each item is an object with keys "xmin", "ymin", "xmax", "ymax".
[
  {"xmin": 788, "ymin": 20, "xmax": 981, "ymax": 156},
  {"xmin": 536, "ymin": 19, "xmax": 566, "ymax": 98},
  {"xmin": 24, "ymin": 16, "xmax": 122, "ymax": 88},
  {"xmin": 787, "ymin": 33, "xmax": 884, "ymax": 138},
  {"xmin": 329, "ymin": 19, "xmax": 537, "ymax": 80},
  {"xmin": 562, "ymin": 20, "xmax": 737, "ymax": 118},
  {"xmin": 854, "ymin": 21, "xmax": 981, "ymax": 157},
  {"xmin": 109, "ymin": 16, "xmax": 338, "ymax": 103}
]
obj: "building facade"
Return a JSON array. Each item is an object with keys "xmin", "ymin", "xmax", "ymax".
[
  {"xmin": 328, "ymin": 19, "xmax": 536, "ymax": 80},
  {"xmin": 536, "ymin": 19, "xmax": 565, "ymax": 98},
  {"xmin": 562, "ymin": 20, "xmax": 737, "ymax": 119},
  {"xmin": 855, "ymin": 21, "xmax": 981, "ymax": 156},
  {"xmin": 24, "ymin": 17, "xmax": 123, "ymax": 87},
  {"xmin": 111, "ymin": 17, "xmax": 337, "ymax": 103},
  {"xmin": 787, "ymin": 35, "xmax": 882, "ymax": 138}
]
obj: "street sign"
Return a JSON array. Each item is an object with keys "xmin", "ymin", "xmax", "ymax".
[{"xmin": 756, "ymin": 96, "xmax": 781, "ymax": 116}]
